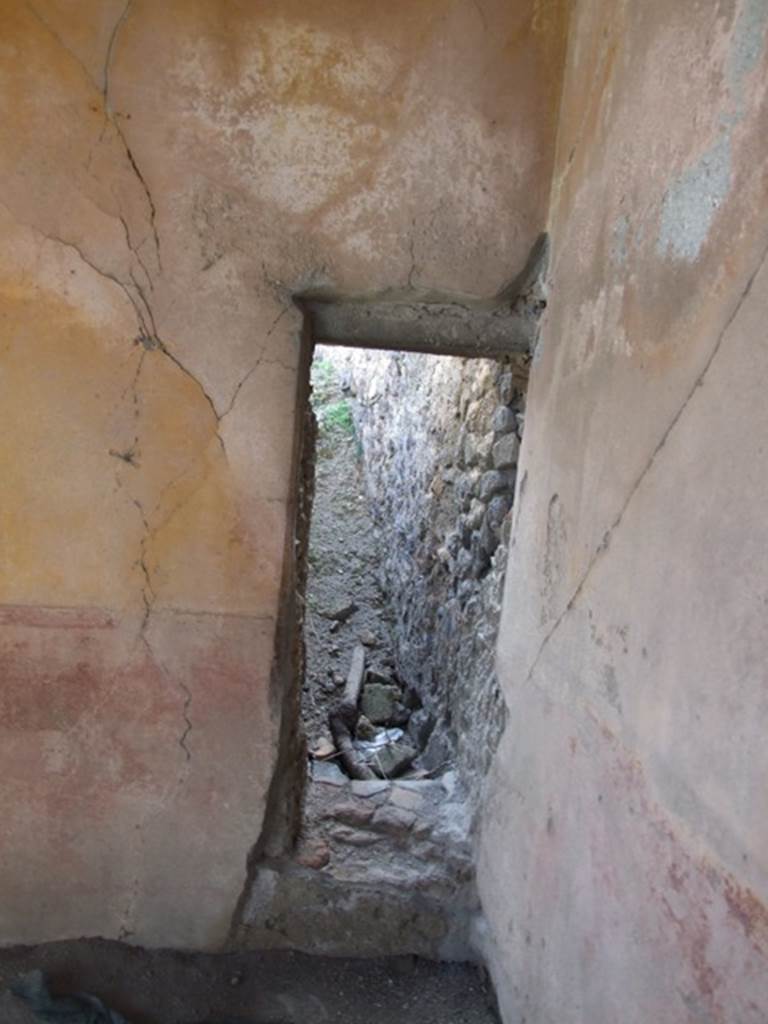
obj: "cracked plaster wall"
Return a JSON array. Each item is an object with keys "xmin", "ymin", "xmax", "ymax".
[
  {"xmin": 0, "ymin": 0, "xmax": 566, "ymax": 947},
  {"xmin": 477, "ymin": 1, "xmax": 768, "ymax": 1021}
]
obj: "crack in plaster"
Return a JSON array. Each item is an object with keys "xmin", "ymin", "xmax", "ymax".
[
  {"xmin": 119, "ymin": 214, "xmax": 154, "ymax": 294},
  {"xmin": 5, "ymin": 207, "xmax": 227, "ymax": 458},
  {"xmin": 523, "ymin": 236, "xmax": 768, "ymax": 686},
  {"xmin": 27, "ymin": 0, "xmax": 162, "ymax": 277},
  {"xmin": 1, "ymin": 206, "xmax": 205, "ymax": 764},
  {"xmin": 101, "ymin": 0, "xmax": 162, "ymax": 273},
  {"xmin": 24, "ymin": 2, "xmax": 93, "ymax": 87},
  {"xmin": 220, "ymin": 306, "xmax": 294, "ymax": 421},
  {"xmin": 406, "ymin": 220, "xmax": 418, "ymax": 289},
  {"xmin": 103, "ymin": 0, "xmax": 132, "ymax": 98},
  {"xmin": 22, "ymin": 220, "xmax": 225, "ymax": 459},
  {"xmin": 43, "ymin": 229, "xmax": 149, "ymax": 329},
  {"xmin": 138, "ymin": 333, "xmax": 227, "ymax": 454},
  {"xmin": 130, "ymin": 495, "xmax": 194, "ymax": 764},
  {"xmin": 177, "ymin": 682, "xmax": 193, "ymax": 762},
  {"xmin": 471, "ymin": 0, "xmax": 488, "ymax": 33},
  {"xmin": 130, "ymin": 494, "xmax": 155, "ymax": 640}
]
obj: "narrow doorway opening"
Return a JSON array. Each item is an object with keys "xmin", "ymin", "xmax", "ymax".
[
  {"xmin": 235, "ymin": 338, "xmax": 530, "ymax": 960},
  {"xmin": 304, "ymin": 344, "xmax": 528, "ymax": 789},
  {"xmin": 235, "ymin": 241, "xmax": 546, "ymax": 959}
]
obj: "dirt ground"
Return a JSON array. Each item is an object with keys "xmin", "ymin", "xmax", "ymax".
[
  {"xmin": 301, "ymin": 350, "xmax": 397, "ymax": 753},
  {"xmin": 0, "ymin": 941, "xmax": 500, "ymax": 1024}
]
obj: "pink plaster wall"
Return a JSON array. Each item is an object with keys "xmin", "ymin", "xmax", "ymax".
[
  {"xmin": 0, "ymin": 0, "xmax": 565, "ymax": 947},
  {"xmin": 478, "ymin": 0, "xmax": 768, "ymax": 1020}
]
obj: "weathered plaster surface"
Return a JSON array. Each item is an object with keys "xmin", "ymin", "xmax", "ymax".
[
  {"xmin": 0, "ymin": 0, "xmax": 565, "ymax": 946},
  {"xmin": 478, "ymin": 0, "xmax": 768, "ymax": 1020}
]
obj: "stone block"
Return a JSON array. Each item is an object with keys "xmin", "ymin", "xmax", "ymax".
[
  {"xmin": 492, "ymin": 406, "xmax": 517, "ymax": 434},
  {"xmin": 463, "ymin": 431, "xmax": 494, "ymax": 468},
  {"xmin": 326, "ymin": 801, "xmax": 375, "ymax": 826},
  {"xmin": 487, "ymin": 493, "xmax": 512, "ymax": 528},
  {"xmin": 466, "ymin": 497, "xmax": 486, "ymax": 530},
  {"xmin": 497, "ymin": 372, "xmax": 515, "ymax": 405},
  {"xmin": 371, "ymin": 740, "xmax": 418, "ymax": 778},
  {"xmin": 350, "ymin": 779, "xmax": 390, "ymax": 798},
  {"xmin": 492, "ymin": 433, "xmax": 520, "ymax": 469},
  {"xmin": 390, "ymin": 786, "xmax": 426, "ymax": 811},
  {"xmin": 313, "ymin": 761, "xmax": 348, "ymax": 787},
  {"xmin": 371, "ymin": 805, "xmax": 417, "ymax": 836},
  {"xmin": 478, "ymin": 469, "xmax": 514, "ymax": 501},
  {"xmin": 361, "ymin": 683, "xmax": 402, "ymax": 724}
]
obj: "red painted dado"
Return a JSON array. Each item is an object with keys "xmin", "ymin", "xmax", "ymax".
[
  {"xmin": 0, "ymin": 604, "xmax": 116, "ymax": 629},
  {"xmin": 0, "ymin": 609, "xmax": 277, "ymax": 947}
]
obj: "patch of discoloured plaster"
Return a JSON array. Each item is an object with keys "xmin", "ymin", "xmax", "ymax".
[
  {"xmin": 657, "ymin": 0, "xmax": 767, "ymax": 265},
  {"xmin": 727, "ymin": 0, "xmax": 768, "ymax": 90},
  {"xmin": 525, "ymin": 233, "xmax": 768, "ymax": 684},
  {"xmin": 657, "ymin": 133, "xmax": 732, "ymax": 264},
  {"xmin": 611, "ymin": 213, "xmax": 630, "ymax": 267}
]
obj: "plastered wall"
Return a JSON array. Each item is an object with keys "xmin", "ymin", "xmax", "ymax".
[
  {"xmin": 478, "ymin": 0, "xmax": 768, "ymax": 1020},
  {"xmin": 0, "ymin": 0, "xmax": 565, "ymax": 947}
]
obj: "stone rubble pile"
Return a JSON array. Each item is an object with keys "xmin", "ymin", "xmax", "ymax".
[{"xmin": 317, "ymin": 640, "xmax": 435, "ymax": 780}]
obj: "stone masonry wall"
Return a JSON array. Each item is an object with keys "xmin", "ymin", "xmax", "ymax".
[{"xmin": 323, "ymin": 345, "xmax": 529, "ymax": 800}]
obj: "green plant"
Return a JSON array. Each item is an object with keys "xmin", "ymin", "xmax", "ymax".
[
  {"xmin": 320, "ymin": 399, "xmax": 355, "ymax": 437},
  {"xmin": 311, "ymin": 357, "xmax": 337, "ymax": 403}
]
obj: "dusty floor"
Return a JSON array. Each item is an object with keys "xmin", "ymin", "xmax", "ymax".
[
  {"xmin": 0, "ymin": 941, "xmax": 499, "ymax": 1024},
  {"xmin": 302, "ymin": 350, "xmax": 397, "ymax": 753}
]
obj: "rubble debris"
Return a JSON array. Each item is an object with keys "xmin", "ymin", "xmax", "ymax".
[
  {"xmin": 360, "ymin": 682, "xmax": 402, "ymax": 724},
  {"xmin": 310, "ymin": 736, "xmax": 336, "ymax": 760},
  {"xmin": 355, "ymin": 714, "xmax": 378, "ymax": 740},
  {"xmin": 329, "ymin": 711, "xmax": 377, "ymax": 781},
  {"xmin": 312, "ymin": 761, "xmax": 347, "ymax": 786},
  {"xmin": 320, "ymin": 602, "xmax": 358, "ymax": 622},
  {"xmin": 369, "ymin": 739, "xmax": 417, "ymax": 779},
  {"xmin": 341, "ymin": 643, "xmax": 366, "ymax": 714}
]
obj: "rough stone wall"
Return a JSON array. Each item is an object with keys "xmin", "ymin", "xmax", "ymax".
[
  {"xmin": 327, "ymin": 347, "xmax": 529, "ymax": 796},
  {"xmin": 478, "ymin": 1, "xmax": 768, "ymax": 1021},
  {"xmin": 0, "ymin": 0, "xmax": 566, "ymax": 947}
]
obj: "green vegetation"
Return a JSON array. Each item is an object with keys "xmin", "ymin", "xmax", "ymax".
[
  {"xmin": 311, "ymin": 356, "xmax": 337, "ymax": 403},
  {"xmin": 320, "ymin": 399, "xmax": 355, "ymax": 436},
  {"xmin": 311, "ymin": 354, "xmax": 356, "ymax": 442}
]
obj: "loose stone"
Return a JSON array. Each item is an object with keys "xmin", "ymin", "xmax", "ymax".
[
  {"xmin": 371, "ymin": 805, "xmax": 417, "ymax": 836},
  {"xmin": 312, "ymin": 761, "xmax": 348, "ymax": 786},
  {"xmin": 355, "ymin": 714, "xmax": 379, "ymax": 740},
  {"xmin": 370, "ymin": 739, "xmax": 417, "ymax": 779},
  {"xmin": 321, "ymin": 602, "xmax": 358, "ymax": 622},
  {"xmin": 295, "ymin": 840, "xmax": 331, "ymax": 870},
  {"xmin": 361, "ymin": 683, "xmax": 402, "ymax": 724},
  {"xmin": 311, "ymin": 736, "xmax": 336, "ymax": 759}
]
